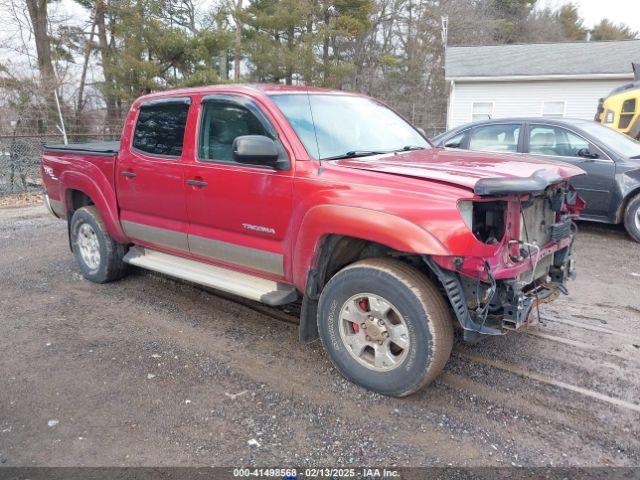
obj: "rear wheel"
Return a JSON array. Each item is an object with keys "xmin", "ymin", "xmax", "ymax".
[
  {"xmin": 70, "ymin": 206, "xmax": 128, "ymax": 283},
  {"xmin": 623, "ymin": 194, "xmax": 640, "ymax": 243},
  {"xmin": 317, "ymin": 258, "xmax": 453, "ymax": 397}
]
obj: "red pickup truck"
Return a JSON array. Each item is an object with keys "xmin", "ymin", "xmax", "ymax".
[{"xmin": 41, "ymin": 84, "xmax": 584, "ymax": 396}]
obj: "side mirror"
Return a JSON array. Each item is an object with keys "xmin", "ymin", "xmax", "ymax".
[
  {"xmin": 577, "ymin": 148, "xmax": 598, "ymax": 160},
  {"xmin": 232, "ymin": 135, "xmax": 286, "ymax": 169}
]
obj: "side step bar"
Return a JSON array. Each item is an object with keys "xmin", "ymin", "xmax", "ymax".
[{"xmin": 123, "ymin": 247, "xmax": 298, "ymax": 306}]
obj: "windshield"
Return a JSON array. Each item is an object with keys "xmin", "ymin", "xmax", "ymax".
[
  {"xmin": 578, "ymin": 121, "xmax": 640, "ymax": 158},
  {"xmin": 269, "ymin": 93, "xmax": 430, "ymax": 160}
]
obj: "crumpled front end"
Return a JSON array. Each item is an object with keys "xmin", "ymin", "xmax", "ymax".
[{"xmin": 426, "ymin": 179, "xmax": 584, "ymax": 342}]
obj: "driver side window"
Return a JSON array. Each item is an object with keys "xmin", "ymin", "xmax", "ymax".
[{"xmin": 199, "ymin": 101, "xmax": 270, "ymax": 163}]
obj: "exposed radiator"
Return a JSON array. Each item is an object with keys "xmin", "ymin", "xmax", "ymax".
[{"xmin": 520, "ymin": 197, "xmax": 556, "ymax": 246}]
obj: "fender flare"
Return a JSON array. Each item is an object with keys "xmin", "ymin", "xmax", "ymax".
[
  {"xmin": 59, "ymin": 170, "xmax": 127, "ymax": 243},
  {"xmin": 292, "ymin": 204, "xmax": 450, "ymax": 290},
  {"xmin": 615, "ymin": 168, "xmax": 640, "ymax": 223}
]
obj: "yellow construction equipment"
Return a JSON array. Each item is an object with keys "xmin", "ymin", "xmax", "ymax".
[{"xmin": 596, "ymin": 63, "xmax": 640, "ymax": 140}]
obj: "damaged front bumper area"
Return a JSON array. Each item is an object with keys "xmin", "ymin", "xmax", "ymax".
[
  {"xmin": 426, "ymin": 244, "xmax": 575, "ymax": 343},
  {"xmin": 426, "ymin": 176, "xmax": 583, "ymax": 343}
]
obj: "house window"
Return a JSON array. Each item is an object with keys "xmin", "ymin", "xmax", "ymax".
[
  {"xmin": 542, "ymin": 101, "xmax": 565, "ymax": 118},
  {"xmin": 472, "ymin": 102, "xmax": 493, "ymax": 122}
]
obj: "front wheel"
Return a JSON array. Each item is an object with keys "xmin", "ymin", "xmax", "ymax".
[
  {"xmin": 70, "ymin": 206, "xmax": 128, "ymax": 283},
  {"xmin": 623, "ymin": 194, "xmax": 640, "ymax": 243},
  {"xmin": 317, "ymin": 258, "xmax": 453, "ymax": 397}
]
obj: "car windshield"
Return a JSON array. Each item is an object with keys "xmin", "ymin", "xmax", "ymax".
[
  {"xmin": 269, "ymin": 93, "xmax": 430, "ymax": 160},
  {"xmin": 578, "ymin": 121, "xmax": 640, "ymax": 158}
]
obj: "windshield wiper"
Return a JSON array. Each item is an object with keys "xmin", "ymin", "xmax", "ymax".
[
  {"xmin": 396, "ymin": 145, "xmax": 425, "ymax": 152},
  {"xmin": 322, "ymin": 150, "xmax": 389, "ymax": 161},
  {"xmin": 322, "ymin": 145, "xmax": 426, "ymax": 161}
]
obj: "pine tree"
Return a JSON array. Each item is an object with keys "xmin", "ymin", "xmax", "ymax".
[
  {"xmin": 557, "ymin": 4, "xmax": 587, "ymax": 41},
  {"xmin": 591, "ymin": 19, "xmax": 637, "ymax": 41}
]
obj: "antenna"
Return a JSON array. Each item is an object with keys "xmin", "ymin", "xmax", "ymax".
[{"xmin": 441, "ymin": 16, "xmax": 449, "ymax": 47}]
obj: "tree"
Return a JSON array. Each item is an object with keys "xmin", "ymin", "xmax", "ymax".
[
  {"xmin": 557, "ymin": 3, "xmax": 587, "ymax": 41},
  {"xmin": 591, "ymin": 19, "xmax": 637, "ymax": 41},
  {"xmin": 514, "ymin": 7, "xmax": 566, "ymax": 43},
  {"xmin": 93, "ymin": 0, "xmax": 122, "ymax": 130},
  {"xmin": 18, "ymin": 0, "xmax": 70, "ymax": 132},
  {"xmin": 73, "ymin": 0, "xmax": 227, "ymax": 130},
  {"xmin": 321, "ymin": 0, "xmax": 373, "ymax": 86},
  {"xmin": 242, "ymin": 0, "xmax": 313, "ymax": 84},
  {"xmin": 491, "ymin": 0, "xmax": 536, "ymax": 44},
  {"xmin": 241, "ymin": 0, "xmax": 372, "ymax": 87},
  {"xmin": 25, "ymin": 0, "xmax": 56, "ymax": 84},
  {"xmin": 4, "ymin": 0, "xmax": 639, "ymax": 143},
  {"xmin": 210, "ymin": 0, "xmax": 244, "ymax": 81}
]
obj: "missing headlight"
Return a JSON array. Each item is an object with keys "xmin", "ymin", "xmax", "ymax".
[{"xmin": 459, "ymin": 201, "xmax": 507, "ymax": 244}]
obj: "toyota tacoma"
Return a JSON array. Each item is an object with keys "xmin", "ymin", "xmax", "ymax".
[{"xmin": 41, "ymin": 84, "xmax": 585, "ymax": 396}]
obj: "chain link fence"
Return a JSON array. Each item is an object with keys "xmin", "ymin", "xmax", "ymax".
[
  {"xmin": 0, "ymin": 135, "xmax": 47, "ymax": 196},
  {"xmin": 0, "ymin": 133, "xmax": 120, "ymax": 197}
]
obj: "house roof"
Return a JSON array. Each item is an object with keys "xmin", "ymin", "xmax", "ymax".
[{"xmin": 445, "ymin": 40, "xmax": 640, "ymax": 81}]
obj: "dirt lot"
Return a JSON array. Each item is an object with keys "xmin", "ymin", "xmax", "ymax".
[{"xmin": 1, "ymin": 203, "xmax": 639, "ymax": 467}]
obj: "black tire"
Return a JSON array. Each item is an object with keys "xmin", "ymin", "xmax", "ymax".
[
  {"xmin": 70, "ymin": 206, "xmax": 128, "ymax": 283},
  {"xmin": 623, "ymin": 194, "xmax": 640, "ymax": 243},
  {"xmin": 317, "ymin": 258, "xmax": 454, "ymax": 397}
]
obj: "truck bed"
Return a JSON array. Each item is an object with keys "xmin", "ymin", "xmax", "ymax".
[{"xmin": 43, "ymin": 141, "xmax": 120, "ymax": 157}]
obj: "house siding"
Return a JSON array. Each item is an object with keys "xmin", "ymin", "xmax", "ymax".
[{"xmin": 448, "ymin": 79, "xmax": 628, "ymax": 128}]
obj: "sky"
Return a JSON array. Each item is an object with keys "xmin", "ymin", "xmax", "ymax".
[{"xmin": 537, "ymin": 0, "xmax": 640, "ymax": 32}]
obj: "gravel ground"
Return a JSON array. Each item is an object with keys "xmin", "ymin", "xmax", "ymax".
[{"xmin": 0, "ymin": 205, "xmax": 639, "ymax": 467}]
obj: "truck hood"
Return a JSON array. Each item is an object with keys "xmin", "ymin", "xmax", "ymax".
[{"xmin": 334, "ymin": 148, "xmax": 585, "ymax": 195}]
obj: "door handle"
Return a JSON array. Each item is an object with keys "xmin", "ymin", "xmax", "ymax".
[
  {"xmin": 186, "ymin": 179, "xmax": 208, "ymax": 187},
  {"xmin": 121, "ymin": 171, "xmax": 137, "ymax": 178}
]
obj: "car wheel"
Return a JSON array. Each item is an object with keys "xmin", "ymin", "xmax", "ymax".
[
  {"xmin": 623, "ymin": 194, "xmax": 640, "ymax": 243},
  {"xmin": 317, "ymin": 258, "xmax": 454, "ymax": 397},
  {"xmin": 70, "ymin": 206, "xmax": 128, "ymax": 283}
]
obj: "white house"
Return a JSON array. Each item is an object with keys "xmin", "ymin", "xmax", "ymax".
[{"xmin": 444, "ymin": 39, "xmax": 640, "ymax": 128}]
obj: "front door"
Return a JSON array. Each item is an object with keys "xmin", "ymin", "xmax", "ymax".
[
  {"xmin": 184, "ymin": 95, "xmax": 294, "ymax": 279},
  {"xmin": 115, "ymin": 98, "xmax": 191, "ymax": 254},
  {"xmin": 525, "ymin": 123, "xmax": 616, "ymax": 218}
]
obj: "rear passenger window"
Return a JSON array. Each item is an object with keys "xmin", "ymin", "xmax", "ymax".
[
  {"xmin": 132, "ymin": 101, "xmax": 190, "ymax": 157},
  {"xmin": 468, "ymin": 124, "xmax": 520, "ymax": 153}
]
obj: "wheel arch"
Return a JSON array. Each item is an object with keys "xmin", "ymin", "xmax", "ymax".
[
  {"xmin": 615, "ymin": 180, "xmax": 640, "ymax": 224},
  {"xmin": 60, "ymin": 170, "xmax": 127, "ymax": 243},
  {"xmin": 292, "ymin": 204, "xmax": 450, "ymax": 291},
  {"xmin": 294, "ymin": 205, "xmax": 450, "ymax": 343}
]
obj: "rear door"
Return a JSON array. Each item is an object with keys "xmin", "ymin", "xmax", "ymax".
[
  {"xmin": 183, "ymin": 94, "xmax": 294, "ymax": 279},
  {"xmin": 524, "ymin": 123, "xmax": 616, "ymax": 218},
  {"xmin": 115, "ymin": 97, "xmax": 191, "ymax": 254}
]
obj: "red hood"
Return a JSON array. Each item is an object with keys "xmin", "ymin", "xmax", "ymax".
[{"xmin": 334, "ymin": 148, "xmax": 585, "ymax": 191}]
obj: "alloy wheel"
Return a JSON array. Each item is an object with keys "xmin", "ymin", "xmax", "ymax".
[
  {"xmin": 338, "ymin": 293, "xmax": 410, "ymax": 372},
  {"xmin": 77, "ymin": 223, "xmax": 101, "ymax": 270}
]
